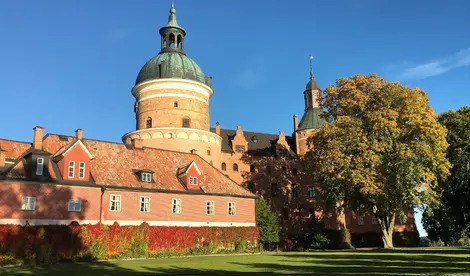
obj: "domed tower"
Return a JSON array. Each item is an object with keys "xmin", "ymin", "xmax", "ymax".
[
  {"xmin": 122, "ymin": 2, "xmax": 222, "ymax": 166},
  {"xmin": 294, "ymin": 56, "xmax": 327, "ymax": 155}
]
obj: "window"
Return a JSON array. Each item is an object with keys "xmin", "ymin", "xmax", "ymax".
[
  {"xmin": 292, "ymin": 168, "xmax": 298, "ymax": 175},
  {"xmin": 21, "ymin": 197, "xmax": 36, "ymax": 211},
  {"xmin": 110, "ymin": 195, "xmax": 121, "ymax": 211},
  {"xmin": 228, "ymin": 202, "xmax": 236, "ymax": 216},
  {"xmin": 68, "ymin": 161, "xmax": 75, "ymax": 178},
  {"xmin": 174, "ymin": 102, "xmax": 178, "ymax": 107},
  {"xmin": 207, "ymin": 148, "xmax": 211, "ymax": 156},
  {"xmin": 247, "ymin": 182, "xmax": 256, "ymax": 193},
  {"xmin": 68, "ymin": 199, "xmax": 81, "ymax": 212},
  {"xmin": 233, "ymin": 163, "xmax": 238, "ymax": 172},
  {"xmin": 282, "ymin": 166, "xmax": 287, "ymax": 174},
  {"xmin": 140, "ymin": 196, "xmax": 150, "ymax": 212},
  {"xmin": 266, "ymin": 166, "xmax": 271, "ymax": 174},
  {"xmin": 271, "ymin": 183, "xmax": 278, "ymax": 197},
  {"xmin": 282, "ymin": 207, "xmax": 289, "ymax": 220},
  {"xmin": 235, "ymin": 145, "xmax": 245, "ymax": 153},
  {"xmin": 146, "ymin": 117, "xmax": 152, "ymax": 128},
  {"xmin": 291, "ymin": 184, "xmax": 298, "ymax": 198},
  {"xmin": 250, "ymin": 164, "xmax": 255, "ymax": 173},
  {"xmin": 206, "ymin": 201, "xmax": 215, "ymax": 215},
  {"xmin": 36, "ymin": 158, "xmax": 44, "ymax": 176},
  {"xmin": 279, "ymin": 149, "xmax": 287, "ymax": 157},
  {"xmin": 309, "ymin": 207, "xmax": 315, "ymax": 218},
  {"xmin": 172, "ymin": 199, "xmax": 181, "ymax": 214},
  {"xmin": 372, "ymin": 216, "xmax": 378, "ymax": 225},
  {"xmin": 221, "ymin": 162, "xmax": 226, "ymax": 171},
  {"xmin": 79, "ymin": 162, "xmax": 85, "ymax": 179},
  {"xmin": 182, "ymin": 118, "xmax": 190, "ymax": 128},
  {"xmin": 141, "ymin": 172, "xmax": 152, "ymax": 182},
  {"xmin": 358, "ymin": 216, "xmax": 364, "ymax": 225},
  {"xmin": 189, "ymin": 176, "xmax": 198, "ymax": 185},
  {"xmin": 308, "ymin": 186, "xmax": 316, "ymax": 198}
]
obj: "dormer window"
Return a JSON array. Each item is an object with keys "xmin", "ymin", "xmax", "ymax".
[
  {"xmin": 36, "ymin": 158, "xmax": 44, "ymax": 176},
  {"xmin": 189, "ymin": 176, "xmax": 198, "ymax": 185},
  {"xmin": 79, "ymin": 162, "xmax": 85, "ymax": 179},
  {"xmin": 235, "ymin": 145, "xmax": 245, "ymax": 153},
  {"xmin": 141, "ymin": 172, "xmax": 152, "ymax": 182},
  {"xmin": 68, "ymin": 161, "xmax": 75, "ymax": 178}
]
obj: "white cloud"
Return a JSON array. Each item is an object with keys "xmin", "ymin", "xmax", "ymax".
[{"xmin": 392, "ymin": 47, "xmax": 470, "ymax": 80}]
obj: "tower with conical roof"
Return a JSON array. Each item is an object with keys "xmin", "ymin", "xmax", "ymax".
[
  {"xmin": 294, "ymin": 56, "xmax": 327, "ymax": 155},
  {"xmin": 122, "ymin": 2, "xmax": 222, "ymax": 166}
]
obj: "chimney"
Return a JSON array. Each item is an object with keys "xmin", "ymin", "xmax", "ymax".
[
  {"xmin": 191, "ymin": 149, "xmax": 198, "ymax": 155},
  {"xmin": 33, "ymin": 126, "xmax": 44, "ymax": 150},
  {"xmin": 75, "ymin": 128, "xmax": 83, "ymax": 140},
  {"xmin": 293, "ymin": 114, "xmax": 299, "ymax": 131},
  {"xmin": 215, "ymin": 122, "xmax": 221, "ymax": 136},
  {"xmin": 0, "ymin": 147, "xmax": 5, "ymax": 167},
  {"xmin": 131, "ymin": 138, "xmax": 144, "ymax": 149}
]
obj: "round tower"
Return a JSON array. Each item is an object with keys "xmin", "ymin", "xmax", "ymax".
[{"xmin": 122, "ymin": 2, "xmax": 222, "ymax": 166}]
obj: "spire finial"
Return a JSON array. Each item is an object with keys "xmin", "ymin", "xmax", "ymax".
[
  {"xmin": 309, "ymin": 55, "xmax": 314, "ymax": 79},
  {"xmin": 171, "ymin": 0, "xmax": 175, "ymax": 13}
]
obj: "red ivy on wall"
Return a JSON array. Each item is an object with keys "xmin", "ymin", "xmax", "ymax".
[{"xmin": 0, "ymin": 222, "xmax": 259, "ymax": 257}]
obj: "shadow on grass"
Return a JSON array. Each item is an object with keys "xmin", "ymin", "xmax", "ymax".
[{"xmin": 1, "ymin": 248, "xmax": 469, "ymax": 276}]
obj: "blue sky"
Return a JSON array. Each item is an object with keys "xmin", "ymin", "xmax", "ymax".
[{"xmin": 1, "ymin": 0, "xmax": 469, "ymax": 236}]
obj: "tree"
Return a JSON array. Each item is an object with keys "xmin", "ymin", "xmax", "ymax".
[
  {"xmin": 304, "ymin": 74, "xmax": 451, "ymax": 248},
  {"xmin": 255, "ymin": 197, "xmax": 280, "ymax": 247},
  {"xmin": 423, "ymin": 106, "xmax": 470, "ymax": 243}
]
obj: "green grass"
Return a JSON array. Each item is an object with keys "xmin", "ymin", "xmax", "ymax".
[{"xmin": 1, "ymin": 248, "xmax": 469, "ymax": 275}]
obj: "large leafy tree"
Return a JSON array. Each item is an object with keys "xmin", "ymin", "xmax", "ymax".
[
  {"xmin": 305, "ymin": 74, "xmax": 450, "ymax": 248},
  {"xmin": 423, "ymin": 106, "xmax": 470, "ymax": 243}
]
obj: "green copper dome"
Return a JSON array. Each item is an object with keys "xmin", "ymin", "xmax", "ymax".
[
  {"xmin": 298, "ymin": 107, "xmax": 327, "ymax": 130},
  {"xmin": 135, "ymin": 2, "xmax": 211, "ymax": 87},
  {"xmin": 135, "ymin": 52, "xmax": 208, "ymax": 86}
]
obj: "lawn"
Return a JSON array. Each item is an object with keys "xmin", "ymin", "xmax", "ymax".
[{"xmin": 1, "ymin": 248, "xmax": 469, "ymax": 275}]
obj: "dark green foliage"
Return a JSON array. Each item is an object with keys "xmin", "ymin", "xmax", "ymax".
[
  {"xmin": 423, "ymin": 106, "xmax": 470, "ymax": 244},
  {"xmin": 310, "ymin": 234, "xmax": 330, "ymax": 249},
  {"xmin": 255, "ymin": 198, "xmax": 280, "ymax": 245}
]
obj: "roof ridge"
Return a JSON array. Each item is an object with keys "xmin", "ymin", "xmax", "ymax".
[{"xmin": 0, "ymin": 138, "xmax": 32, "ymax": 145}]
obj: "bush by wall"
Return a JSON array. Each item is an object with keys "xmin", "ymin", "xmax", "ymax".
[{"xmin": 0, "ymin": 222, "xmax": 259, "ymax": 264}]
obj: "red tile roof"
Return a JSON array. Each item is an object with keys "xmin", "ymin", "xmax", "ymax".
[
  {"xmin": 0, "ymin": 139, "xmax": 31, "ymax": 160},
  {"xmin": 4, "ymin": 134, "xmax": 254, "ymax": 198}
]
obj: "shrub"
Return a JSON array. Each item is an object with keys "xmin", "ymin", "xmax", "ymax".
[
  {"xmin": 429, "ymin": 239, "xmax": 446, "ymax": 247},
  {"xmin": 35, "ymin": 243, "xmax": 54, "ymax": 265},
  {"xmin": 311, "ymin": 234, "xmax": 330, "ymax": 249},
  {"xmin": 87, "ymin": 242, "xmax": 107, "ymax": 260}
]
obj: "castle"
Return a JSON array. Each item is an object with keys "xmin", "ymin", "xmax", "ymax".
[{"xmin": 0, "ymin": 3, "xmax": 416, "ymax": 246}]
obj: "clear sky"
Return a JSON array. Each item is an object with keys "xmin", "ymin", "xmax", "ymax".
[{"xmin": 1, "ymin": 0, "xmax": 469, "ymax": 237}]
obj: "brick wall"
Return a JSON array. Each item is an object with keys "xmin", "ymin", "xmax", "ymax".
[{"xmin": 0, "ymin": 181, "xmax": 255, "ymax": 226}]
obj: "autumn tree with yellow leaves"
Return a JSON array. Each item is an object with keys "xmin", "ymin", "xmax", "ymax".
[{"xmin": 304, "ymin": 74, "xmax": 451, "ymax": 248}]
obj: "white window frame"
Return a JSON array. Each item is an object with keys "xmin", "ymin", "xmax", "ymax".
[
  {"xmin": 141, "ymin": 172, "xmax": 152, "ymax": 182},
  {"xmin": 21, "ymin": 196, "xmax": 36, "ymax": 211},
  {"xmin": 358, "ymin": 215, "xmax": 364, "ymax": 225},
  {"xmin": 68, "ymin": 161, "xmax": 75, "ymax": 178},
  {"xmin": 235, "ymin": 145, "xmax": 245, "ymax": 153},
  {"xmin": 189, "ymin": 176, "xmax": 198, "ymax": 185},
  {"xmin": 140, "ymin": 196, "xmax": 150, "ymax": 212},
  {"xmin": 206, "ymin": 200, "xmax": 215, "ymax": 215},
  {"xmin": 110, "ymin": 194, "xmax": 121, "ymax": 212},
  {"xmin": 68, "ymin": 199, "xmax": 82, "ymax": 212},
  {"xmin": 36, "ymin": 158, "xmax": 44, "ymax": 176},
  {"xmin": 172, "ymin": 198, "xmax": 181, "ymax": 214},
  {"xmin": 308, "ymin": 186, "xmax": 315, "ymax": 198},
  {"xmin": 78, "ymin": 162, "xmax": 86, "ymax": 179},
  {"xmin": 228, "ymin": 202, "xmax": 236, "ymax": 216}
]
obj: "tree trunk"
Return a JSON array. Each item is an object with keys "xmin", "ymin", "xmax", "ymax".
[
  {"xmin": 338, "ymin": 209, "xmax": 353, "ymax": 249},
  {"xmin": 374, "ymin": 210, "xmax": 395, "ymax": 249}
]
